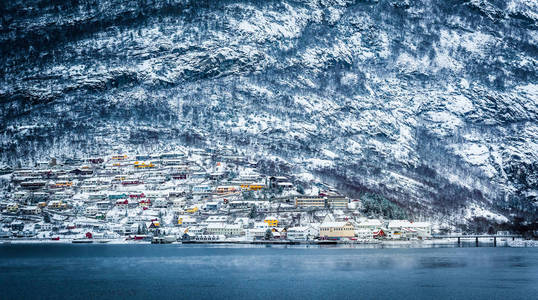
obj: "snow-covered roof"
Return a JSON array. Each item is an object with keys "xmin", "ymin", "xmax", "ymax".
[
  {"xmin": 388, "ymin": 220, "xmax": 412, "ymax": 228},
  {"xmin": 320, "ymin": 221, "xmax": 352, "ymax": 228},
  {"xmin": 358, "ymin": 219, "xmax": 382, "ymax": 226},
  {"xmin": 207, "ymin": 223, "xmax": 241, "ymax": 229},
  {"xmin": 409, "ymin": 222, "xmax": 431, "ymax": 228}
]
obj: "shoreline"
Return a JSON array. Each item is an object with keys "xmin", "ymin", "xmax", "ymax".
[{"xmin": 2, "ymin": 238, "xmax": 537, "ymax": 248}]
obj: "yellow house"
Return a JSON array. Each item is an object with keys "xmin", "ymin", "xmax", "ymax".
[
  {"xmin": 241, "ymin": 183, "xmax": 265, "ymax": 191},
  {"xmin": 248, "ymin": 184, "xmax": 264, "ymax": 191},
  {"xmin": 111, "ymin": 155, "xmax": 128, "ymax": 160},
  {"xmin": 134, "ymin": 161, "xmax": 155, "ymax": 168},
  {"xmin": 54, "ymin": 181, "xmax": 73, "ymax": 188},
  {"xmin": 186, "ymin": 207, "xmax": 198, "ymax": 214},
  {"xmin": 319, "ymin": 222, "xmax": 355, "ymax": 238},
  {"xmin": 264, "ymin": 216, "xmax": 278, "ymax": 227},
  {"xmin": 216, "ymin": 186, "xmax": 239, "ymax": 194},
  {"xmin": 48, "ymin": 200, "xmax": 67, "ymax": 209},
  {"xmin": 7, "ymin": 203, "xmax": 19, "ymax": 213}
]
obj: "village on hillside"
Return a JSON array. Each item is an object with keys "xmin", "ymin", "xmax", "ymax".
[{"xmin": 0, "ymin": 147, "xmax": 434, "ymax": 244}]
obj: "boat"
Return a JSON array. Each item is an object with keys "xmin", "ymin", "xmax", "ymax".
[{"xmin": 72, "ymin": 239, "xmax": 93, "ymax": 244}]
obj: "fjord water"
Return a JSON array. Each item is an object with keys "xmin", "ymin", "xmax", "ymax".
[{"xmin": 0, "ymin": 245, "xmax": 536, "ymax": 300}]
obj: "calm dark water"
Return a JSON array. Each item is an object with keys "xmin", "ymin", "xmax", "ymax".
[{"xmin": 0, "ymin": 244, "xmax": 537, "ymax": 300}]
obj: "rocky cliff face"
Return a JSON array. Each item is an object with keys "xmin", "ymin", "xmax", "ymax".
[{"xmin": 1, "ymin": 0, "xmax": 537, "ymax": 226}]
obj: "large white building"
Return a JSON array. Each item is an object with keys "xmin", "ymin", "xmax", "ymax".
[{"xmin": 206, "ymin": 223, "xmax": 244, "ymax": 236}]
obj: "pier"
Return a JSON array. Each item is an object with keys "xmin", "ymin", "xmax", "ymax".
[{"xmin": 432, "ymin": 235, "xmax": 522, "ymax": 247}]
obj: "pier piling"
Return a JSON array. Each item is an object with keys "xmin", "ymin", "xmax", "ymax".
[
  {"xmin": 475, "ymin": 237, "xmax": 479, "ymax": 247},
  {"xmin": 494, "ymin": 237, "xmax": 496, "ymax": 247}
]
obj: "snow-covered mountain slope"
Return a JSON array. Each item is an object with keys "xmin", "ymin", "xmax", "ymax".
[{"xmin": 1, "ymin": 0, "xmax": 537, "ymax": 225}]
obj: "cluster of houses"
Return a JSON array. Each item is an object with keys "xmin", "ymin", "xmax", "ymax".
[{"xmin": 0, "ymin": 148, "xmax": 432, "ymax": 243}]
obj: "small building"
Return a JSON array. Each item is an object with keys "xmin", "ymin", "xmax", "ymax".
[
  {"xmin": 386, "ymin": 220, "xmax": 431, "ymax": 240},
  {"xmin": 286, "ymin": 226, "xmax": 318, "ymax": 241},
  {"xmin": 134, "ymin": 161, "xmax": 155, "ymax": 169},
  {"xmin": 192, "ymin": 185, "xmax": 213, "ymax": 194},
  {"xmin": 242, "ymin": 183, "xmax": 265, "ymax": 191},
  {"xmin": 111, "ymin": 155, "xmax": 128, "ymax": 160},
  {"xmin": 408, "ymin": 222, "xmax": 432, "ymax": 239},
  {"xmin": 234, "ymin": 217, "xmax": 252, "ymax": 228},
  {"xmin": 36, "ymin": 161, "xmax": 50, "ymax": 169},
  {"xmin": 21, "ymin": 206, "xmax": 41, "ymax": 215},
  {"xmin": 356, "ymin": 219, "xmax": 383, "ymax": 239},
  {"xmin": 204, "ymin": 202, "xmax": 221, "ymax": 211},
  {"xmin": 177, "ymin": 216, "xmax": 197, "ymax": 226},
  {"xmin": 13, "ymin": 192, "xmax": 28, "ymax": 200},
  {"xmin": 41, "ymin": 223, "xmax": 53, "ymax": 231},
  {"xmin": 96, "ymin": 201, "xmax": 111, "ymax": 211},
  {"xmin": 228, "ymin": 201, "xmax": 253, "ymax": 209},
  {"xmin": 185, "ymin": 206, "xmax": 199, "ymax": 214},
  {"xmin": 139, "ymin": 199, "xmax": 152, "ymax": 208},
  {"xmin": 11, "ymin": 221, "xmax": 24, "ymax": 231},
  {"xmin": 48, "ymin": 200, "xmax": 67, "ymax": 210},
  {"xmin": 6, "ymin": 202, "xmax": 19, "ymax": 213},
  {"xmin": 172, "ymin": 199, "xmax": 185, "ymax": 210},
  {"xmin": 88, "ymin": 193, "xmax": 107, "ymax": 201},
  {"xmin": 162, "ymin": 159, "xmax": 185, "ymax": 166},
  {"xmin": 80, "ymin": 185, "xmax": 102, "ymax": 193},
  {"xmin": 122, "ymin": 180, "xmax": 142, "ymax": 186},
  {"xmin": 85, "ymin": 206, "xmax": 99, "ymax": 216},
  {"xmin": 109, "ymin": 193, "xmax": 128, "ymax": 201},
  {"xmin": 264, "ymin": 216, "xmax": 279, "ymax": 227},
  {"xmin": 171, "ymin": 172, "xmax": 188, "ymax": 180},
  {"xmin": 153, "ymin": 198, "xmax": 168, "ymax": 208},
  {"xmin": 160, "ymin": 152, "xmax": 185, "ymax": 160},
  {"xmin": 206, "ymin": 215, "xmax": 228, "ymax": 223},
  {"xmin": 20, "ymin": 181, "xmax": 47, "ymax": 190},
  {"xmin": 115, "ymin": 199, "xmax": 129, "ymax": 207},
  {"xmin": 276, "ymin": 182, "xmax": 293, "ymax": 190},
  {"xmin": 216, "ymin": 186, "xmax": 239, "ymax": 194},
  {"xmin": 268, "ymin": 176, "xmax": 289, "ymax": 188},
  {"xmin": 245, "ymin": 228, "xmax": 269, "ymax": 240}
]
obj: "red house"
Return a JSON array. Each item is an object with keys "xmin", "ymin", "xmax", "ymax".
[{"xmin": 373, "ymin": 229, "xmax": 386, "ymax": 239}]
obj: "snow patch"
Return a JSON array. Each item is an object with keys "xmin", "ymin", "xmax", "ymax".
[{"xmin": 445, "ymin": 95, "xmax": 474, "ymax": 115}]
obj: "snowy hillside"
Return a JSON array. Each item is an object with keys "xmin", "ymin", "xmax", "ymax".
[{"xmin": 0, "ymin": 0, "xmax": 537, "ymax": 227}]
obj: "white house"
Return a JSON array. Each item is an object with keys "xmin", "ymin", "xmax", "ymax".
[
  {"xmin": 84, "ymin": 206, "xmax": 99, "ymax": 216},
  {"xmin": 355, "ymin": 219, "xmax": 383, "ymax": 240},
  {"xmin": 408, "ymin": 222, "xmax": 432, "ymax": 239},
  {"xmin": 234, "ymin": 217, "xmax": 252, "ymax": 228},
  {"xmin": 206, "ymin": 215, "xmax": 228, "ymax": 223},
  {"xmin": 387, "ymin": 220, "xmax": 431, "ymax": 240},
  {"xmin": 286, "ymin": 226, "xmax": 318, "ymax": 241},
  {"xmin": 177, "ymin": 215, "xmax": 197, "ymax": 226}
]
